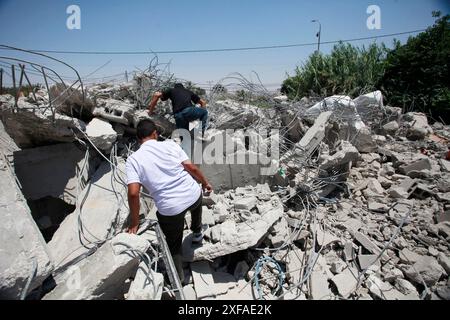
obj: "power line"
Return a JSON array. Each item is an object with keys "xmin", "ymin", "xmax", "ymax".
[{"xmin": 0, "ymin": 29, "xmax": 426, "ymax": 55}]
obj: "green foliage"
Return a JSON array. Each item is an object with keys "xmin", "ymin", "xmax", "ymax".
[
  {"xmin": 379, "ymin": 13, "xmax": 450, "ymax": 121},
  {"xmin": 282, "ymin": 42, "xmax": 388, "ymax": 99}
]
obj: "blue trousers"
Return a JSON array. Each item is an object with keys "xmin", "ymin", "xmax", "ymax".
[{"xmin": 174, "ymin": 106, "xmax": 208, "ymax": 133}]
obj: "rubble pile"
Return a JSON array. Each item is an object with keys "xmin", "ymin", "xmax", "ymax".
[{"xmin": 1, "ymin": 72, "xmax": 449, "ymax": 301}]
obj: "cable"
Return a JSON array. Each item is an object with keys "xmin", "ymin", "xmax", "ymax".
[{"xmin": 0, "ymin": 29, "xmax": 426, "ymax": 55}]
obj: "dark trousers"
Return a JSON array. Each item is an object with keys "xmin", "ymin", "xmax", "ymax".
[
  {"xmin": 174, "ymin": 106, "xmax": 208, "ymax": 134},
  {"xmin": 156, "ymin": 194, "xmax": 202, "ymax": 284}
]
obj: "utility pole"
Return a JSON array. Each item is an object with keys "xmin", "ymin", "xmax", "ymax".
[{"xmin": 311, "ymin": 19, "xmax": 321, "ymax": 53}]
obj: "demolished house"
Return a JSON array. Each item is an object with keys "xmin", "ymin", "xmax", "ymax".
[{"xmin": 0, "ymin": 49, "xmax": 449, "ymax": 301}]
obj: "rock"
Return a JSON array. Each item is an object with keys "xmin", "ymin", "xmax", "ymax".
[
  {"xmin": 202, "ymin": 207, "xmax": 215, "ymax": 226},
  {"xmin": 0, "ymin": 152, "xmax": 54, "ymax": 299},
  {"xmin": 358, "ymin": 254, "xmax": 379, "ymax": 270},
  {"xmin": 234, "ymin": 196, "xmax": 257, "ymax": 210},
  {"xmin": 394, "ymin": 278, "xmax": 420, "ymax": 299},
  {"xmin": 439, "ymin": 159, "xmax": 450, "ymax": 173},
  {"xmin": 437, "ymin": 252, "xmax": 450, "ymax": 274},
  {"xmin": 382, "ymin": 121, "xmax": 399, "ymax": 135},
  {"xmin": 284, "ymin": 111, "xmax": 332, "ymax": 162},
  {"xmin": 93, "ymin": 99, "xmax": 134, "ymax": 125},
  {"xmin": 286, "ymin": 249, "xmax": 305, "ymax": 283},
  {"xmin": 404, "ymin": 256, "xmax": 446, "ymax": 286},
  {"xmin": 436, "ymin": 286, "xmax": 450, "ymax": 300},
  {"xmin": 399, "ymin": 248, "xmax": 422, "ymax": 264},
  {"xmin": 85, "ymin": 118, "xmax": 117, "ymax": 152},
  {"xmin": 384, "ymin": 268, "xmax": 404, "ymax": 282},
  {"xmin": 187, "ymin": 197, "xmax": 284, "ymax": 261},
  {"xmin": 127, "ymin": 261, "xmax": 164, "ymax": 300},
  {"xmin": 368, "ymin": 202, "xmax": 388, "ymax": 213},
  {"xmin": 310, "ymin": 270, "xmax": 331, "ymax": 300},
  {"xmin": 319, "ymin": 141, "xmax": 360, "ymax": 171},
  {"xmin": 330, "ymin": 267, "xmax": 358, "ymax": 298},
  {"xmin": 366, "ymin": 275, "xmax": 411, "ymax": 300},
  {"xmin": 436, "ymin": 221, "xmax": 450, "ymax": 238},
  {"xmin": 191, "ymin": 261, "xmax": 215, "ymax": 299},
  {"xmin": 399, "ymin": 158, "xmax": 432, "ymax": 175},
  {"xmin": 43, "ymin": 233, "xmax": 150, "ymax": 300},
  {"xmin": 267, "ymin": 216, "xmax": 290, "ymax": 247},
  {"xmin": 47, "ymin": 160, "xmax": 131, "ymax": 268},
  {"xmin": 403, "ymin": 112, "xmax": 433, "ymax": 140},
  {"xmin": 354, "ymin": 232, "xmax": 382, "ymax": 255}
]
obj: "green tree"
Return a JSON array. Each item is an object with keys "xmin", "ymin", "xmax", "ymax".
[
  {"xmin": 379, "ymin": 12, "xmax": 450, "ymax": 121},
  {"xmin": 282, "ymin": 42, "xmax": 388, "ymax": 100}
]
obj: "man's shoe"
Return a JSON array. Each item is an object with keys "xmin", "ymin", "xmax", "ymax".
[{"xmin": 191, "ymin": 232, "xmax": 203, "ymax": 244}]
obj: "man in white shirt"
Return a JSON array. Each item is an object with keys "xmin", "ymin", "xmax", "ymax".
[{"xmin": 126, "ymin": 119, "xmax": 213, "ymax": 283}]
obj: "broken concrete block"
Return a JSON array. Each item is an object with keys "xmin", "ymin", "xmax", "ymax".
[
  {"xmin": 202, "ymin": 207, "xmax": 215, "ymax": 226},
  {"xmin": 43, "ymin": 233, "xmax": 150, "ymax": 300},
  {"xmin": 399, "ymin": 158, "xmax": 432, "ymax": 175},
  {"xmin": 437, "ymin": 252, "xmax": 450, "ymax": 274},
  {"xmin": 93, "ymin": 99, "xmax": 134, "ymax": 126},
  {"xmin": 343, "ymin": 243, "xmax": 356, "ymax": 261},
  {"xmin": 368, "ymin": 201, "xmax": 388, "ymax": 213},
  {"xmin": 289, "ymin": 111, "xmax": 332, "ymax": 161},
  {"xmin": 0, "ymin": 156, "xmax": 54, "ymax": 299},
  {"xmin": 127, "ymin": 261, "xmax": 164, "ymax": 300},
  {"xmin": 404, "ymin": 256, "xmax": 446, "ymax": 286},
  {"xmin": 234, "ymin": 196, "xmax": 257, "ymax": 210},
  {"xmin": 86, "ymin": 118, "xmax": 117, "ymax": 152},
  {"xmin": 439, "ymin": 159, "xmax": 450, "ymax": 172},
  {"xmin": 319, "ymin": 141, "xmax": 360, "ymax": 171},
  {"xmin": 187, "ymin": 197, "xmax": 284, "ymax": 261},
  {"xmin": 366, "ymin": 274, "xmax": 409, "ymax": 300},
  {"xmin": 310, "ymin": 270, "xmax": 331, "ymax": 300},
  {"xmin": 394, "ymin": 278, "xmax": 420, "ymax": 299},
  {"xmin": 403, "ymin": 112, "xmax": 433, "ymax": 140},
  {"xmin": 354, "ymin": 232, "xmax": 382, "ymax": 255},
  {"xmin": 358, "ymin": 254, "xmax": 379, "ymax": 270},
  {"xmin": 436, "ymin": 221, "xmax": 450, "ymax": 238},
  {"xmin": 191, "ymin": 261, "xmax": 215, "ymax": 299},
  {"xmin": 13, "ymin": 143, "xmax": 96, "ymax": 206},
  {"xmin": 47, "ymin": 159, "xmax": 130, "ymax": 269},
  {"xmin": 399, "ymin": 248, "xmax": 422, "ymax": 264},
  {"xmin": 382, "ymin": 121, "xmax": 399, "ymax": 135},
  {"xmin": 330, "ymin": 267, "xmax": 358, "ymax": 298},
  {"xmin": 286, "ymin": 249, "xmax": 304, "ymax": 284}
]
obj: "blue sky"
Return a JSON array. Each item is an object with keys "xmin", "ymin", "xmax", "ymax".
[{"xmin": 0, "ymin": 0, "xmax": 449, "ymax": 89}]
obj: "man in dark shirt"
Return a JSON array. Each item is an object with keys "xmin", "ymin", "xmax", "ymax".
[{"xmin": 148, "ymin": 83, "xmax": 208, "ymax": 134}]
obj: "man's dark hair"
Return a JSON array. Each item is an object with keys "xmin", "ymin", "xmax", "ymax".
[
  {"xmin": 136, "ymin": 119, "xmax": 157, "ymax": 139},
  {"xmin": 174, "ymin": 83, "xmax": 184, "ymax": 88}
]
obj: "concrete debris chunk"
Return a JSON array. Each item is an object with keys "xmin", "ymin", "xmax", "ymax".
[
  {"xmin": 191, "ymin": 261, "xmax": 216, "ymax": 299},
  {"xmin": 43, "ymin": 233, "xmax": 150, "ymax": 300},
  {"xmin": 330, "ymin": 267, "xmax": 358, "ymax": 298},
  {"xmin": 85, "ymin": 118, "xmax": 118, "ymax": 152},
  {"xmin": 404, "ymin": 256, "xmax": 446, "ymax": 286},
  {"xmin": 233, "ymin": 196, "xmax": 257, "ymax": 210},
  {"xmin": 127, "ymin": 261, "xmax": 164, "ymax": 300},
  {"xmin": 0, "ymin": 150, "xmax": 54, "ymax": 299},
  {"xmin": 47, "ymin": 160, "xmax": 131, "ymax": 268}
]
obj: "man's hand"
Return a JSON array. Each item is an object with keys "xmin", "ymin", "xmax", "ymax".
[
  {"xmin": 202, "ymin": 182, "xmax": 213, "ymax": 195},
  {"xmin": 127, "ymin": 222, "xmax": 139, "ymax": 234}
]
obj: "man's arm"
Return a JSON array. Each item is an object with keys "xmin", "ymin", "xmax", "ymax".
[
  {"xmin": 127, "ymin": 183, "xmax": 141, "ymax": 234},
  {"xmin": 182, "ymin": 160, "xmax": 213, "ymax": 193},
  {"xmin": 148, "ymin": 92, "xmax": 163, "ymax": 115}
]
